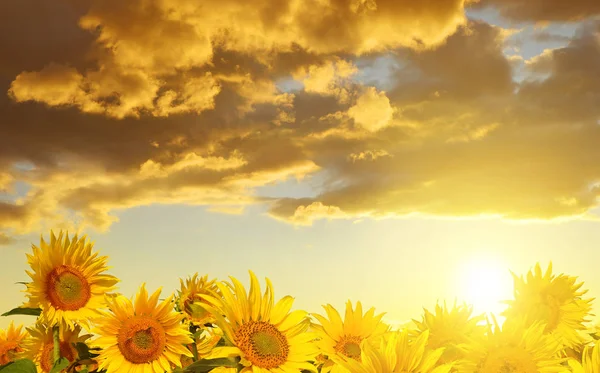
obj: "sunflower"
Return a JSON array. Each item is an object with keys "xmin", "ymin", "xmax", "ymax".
[
  {"xmin": 22, "ymin": 323, "xmax": 90, "ymax": 373},
  {"xmin": 412, "ymin": 301, "xmax": 486, "ymax": 364},
  {"xmin": 93, "ymin": 284, "xmax": 193, "ymax": 373},
  {"xmin": 177, "ymin": 273, "xmax": 221, "ymax": 326},
  {"xmin": 333, "ymin": 329, "xmax": 452, "ymax": 373},
  {"xmin": 312, "ymin": 300, "xmax": 389, "ymax": 373},
  {"xmin": 200, "ymin": 270, "xmax": 318, "ymax": 372},
  {"xmin": 503, "ymin": 262, "xmax": 593, "ymax": 349},
  {"xmin": 0, "ymin": 322, "xmax": 28, "ymax": 365},
  {"xmin": 567, "ymin": 342, "xmax": 600, "ymax": 373},
  {"xmin": 24, "ymin": 230, "xmax": 119, "ymax": 330},
  {"xmin": 459, "ymin": 317, "xmax": 564, "ymax": 373}
]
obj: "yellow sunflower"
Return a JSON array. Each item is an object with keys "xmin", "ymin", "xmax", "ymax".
[
  {"xmin": 0, "ymin": 322, "xmax": 28, "ymax": 365},
  {"xmin": 333, "ymin": 329, "xmax": 452, "ymax": 373},
  {"xmin": 22, "ymin": 323, "xmax": 90, "ymax": 373},
  {"xmin": 93, "ymin": 284, "xmax": 193, "ymax": 373},
  {"xmin": 177, "ymin": 273, "xmax": 221, "ymax": 326},
  {"xmin": 412, "ymin": 301, "xmax": 486, "ymax": 364},
  {"xmin": 503, "ymin": 262, "xmax": 593, "ymax": 349},
  {"xmin": 24, "ymin": 230, "xmax": 119, "ymax": 330},
  {"xmin": 459, "ymin": 317, "xmax": 564, "ymax": 373},
  {"xmin": 567, "ymin": 342, "xmax": 600, "ymax": 373},
  {"xmin": 200, "ymin": 271, "xmax": 318, "ymax": 372},
  {"xmin": 312, "ymin": 300, "xmax": 389, "ymax": 373}
]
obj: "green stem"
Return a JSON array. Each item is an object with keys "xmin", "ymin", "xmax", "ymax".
[
  {"xmin": 189, "ymin": 324, "xmax": 199, "ymax": 361},
  {"xmin": 52, "ymin": 324, "xmax": 60, "ymax": 365}
]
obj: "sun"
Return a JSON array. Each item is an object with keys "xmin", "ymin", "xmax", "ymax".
[{"xmin": 456, "ymin": 256, "xmax": 513, "ymax": 317}]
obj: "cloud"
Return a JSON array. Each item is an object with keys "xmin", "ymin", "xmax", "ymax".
[
  {"xmin": 1, "ymin": 1, "xmax": 600, "ymax": 235},
  {"xmin": 9, "ymin": 64, "xmax": 221, "ymax": 118},
  {"xmin": 0, "ymin": 233, "xmax": 15, "ymax": 246},
  {"xmin": 7, "ymin": 0, "xmax": 469, "ymax": 118},
  {"xmin": 293, "ymin": 59, "xmax": 358, "ymax": 102},
  {"xmin": 524, "ymin": 48, "xmax": 555, "ymax": 73},
  {"xmin": 348, "ymin": 87, "xmax": 395, "ymax": 132},
  {"xmin": 268, "ymin": 21, "xmax": 600, "ymax": 225},
  {"xmin": 473, "ymin": 0, "xmax": 600, "ymax": 22}
]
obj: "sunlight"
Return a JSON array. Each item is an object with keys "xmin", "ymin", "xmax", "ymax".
[{"xmin": 456, "ymin": 256, "xmax": 514, "ymax": 318}]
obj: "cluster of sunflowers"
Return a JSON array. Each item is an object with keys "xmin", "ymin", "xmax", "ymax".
[{"xmin": 1, "ymin": 231, "xmax": 599, "ymax": 373}]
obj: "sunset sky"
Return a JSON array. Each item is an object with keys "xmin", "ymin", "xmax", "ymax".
[{"xmin": 1, "ymin": 0, "xmax": 600, "ymax": 330}]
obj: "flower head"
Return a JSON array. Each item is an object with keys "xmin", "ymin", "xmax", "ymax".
[
  {"xmin": 93, "ymin": 284, "xmax": 193, "ymax": 373},
  {"xmin": 24, "ymin": 231, "xmax": 119, "ymax": 330},
  {"xmin": 201, "ymin": 271, "xmax": 318, "ymax": 372},
  {"xmin": 177, "ymin": 273, "xmax": 220, "ymax": 326},
  {"xmin": 0, "ymin": 322, "xmax": 28, "ymax": 365},
  {"xmin": 22, "ymin": 323, "xmax": 90, "ymax": 373},
  {"xmin": 503, "ymin": 262, "xmax": 593, "ymax": 349},
  {"xmin": 312, "ymin": 300, "xmax": 389, "ymax": 373}
]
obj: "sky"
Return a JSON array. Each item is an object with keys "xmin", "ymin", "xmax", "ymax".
[{"xmin": 1, "ymin": 0, "xmax": 600, "ymax": 330}]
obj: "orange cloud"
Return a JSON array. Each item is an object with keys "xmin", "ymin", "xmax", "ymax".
[
  {"xmin": 294, "ymin": 59, "xmax": 358, "ymax": 102},
  {"xmin": 348, "ymin": 87, "xmax": 395, "ymax": 132},
  {"xmin": 7, "ymin": 0, "xmax": 469, "ymax": 119},
  {"xmin": 1, "ymin": 1, "xmax": 600, "ymax": 237},
  {"xmin": 269, "ymin": 21, "xmax": 600, "ymax": 224},
  {"xmin": 9, "ymin": 65, "xmax": 221, "ymax": 118}
]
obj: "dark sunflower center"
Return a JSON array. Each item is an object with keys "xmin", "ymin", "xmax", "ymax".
[
  {"xmin": 500, "ymin": 362, "xmax": 517, "ymax": 373},
  {"xmin": 117, "ymin": 317, "xmax": 166, "ymax": 364},
  {"xmin": 334, "ymin": 335, "xmax": 363, "ymax": 359},
  {"xmin": 235, "ymin": 321, "xmax": 289, "ymax": 369},
  {"xmin": 133, "ymin": 330, "xmax": 155, "ymax": 350},
  {"xmin": 46, "ymin": 265, "xmax": 91, "ymax": 310}
]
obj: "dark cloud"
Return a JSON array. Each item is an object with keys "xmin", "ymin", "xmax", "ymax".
[
  {"xmin": 269, "ymin": 21, "xmax": 600, "ymax": 224},
  {"xmin": 1, "ymin": 0, "xmax": 600, "ymax": 235}
]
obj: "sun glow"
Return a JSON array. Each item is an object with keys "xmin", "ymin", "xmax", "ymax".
[{"xmin": 456, "ymin": 256, "xmax": 513, "ymax": 318}]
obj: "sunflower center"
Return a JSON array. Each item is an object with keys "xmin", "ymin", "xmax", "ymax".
[
  {"xmin": 334, "ymin": 335, "xmax": 363, "ymax": 359},
  {"xmin": 117, "ymin": 316, "xmax": 166, "ymax": 364},
  {"xmin": 0, "ymin": 341, "xmax": 21, "ymax": 365},
  {"xmin": 500, "ymin": 362, "xmax": 516, "ymax": 373},
  {"xmin": 235, "ymin": 321, "xmax": 289, "ymax": 369},
  {"xmin": 40, "ymin": 342, "xmax": 75, "ymax": 373},
  {"xmin": 46, "ymin": 265, "xmax": 91, "ymax": 311}
]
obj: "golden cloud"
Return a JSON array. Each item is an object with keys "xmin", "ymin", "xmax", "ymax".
[
  {"xmin": 293, "ymin": 59, "xmax": 358, "ymax": 102},
  {"xmin": 269, "ymin": 21, "xmax": 600, "ymax": 224},
  {"xmin": 348, "ymin": 87, "xmax": 395, "ymax": 132},
  {"xmin": 9, "ymin": 65, "xmax": 221, "ymax": 118},
  {"xmin": 7, "ymin": 0, "xmax": 469, "ymax": 118},
  {"xmin": 1, "ymin": 1, "xmax": 600, "ymax": 238}
]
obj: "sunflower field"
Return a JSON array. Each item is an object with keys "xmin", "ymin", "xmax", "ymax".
[{"xmin": 1, "ymin": 231, "xmax": 599, "ymax": 373}]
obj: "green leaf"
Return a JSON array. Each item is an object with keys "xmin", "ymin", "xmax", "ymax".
[
  {"xmin": 77, "ymin": 370, "xmax": 88, "ymax": 373},
  {"xmin": 0, "ymin": 359, "xmax": 37, "ymax": 373},
  {"xmin": 1, "ymin": 308, "xmax": 41, "ymax": 317},
  {"xmin": 184, "ymin": 358, "xmax": 239, "ymax": 373},
  {"xmin": 72, "ymin": 343, "xmax": 97, "ymax": 360},
  {"xmin": 48, "ymin": 358, "xmax": 69, "ymax": 373}
]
